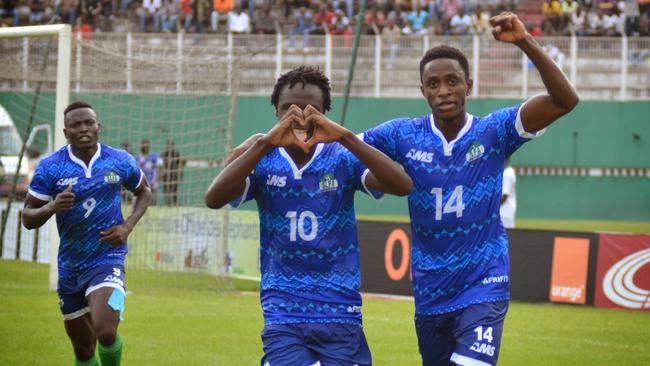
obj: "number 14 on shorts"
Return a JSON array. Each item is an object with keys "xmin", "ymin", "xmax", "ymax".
[{"xmin": 471, "ymin": 326, "xmax": 495, "ymax": 356}]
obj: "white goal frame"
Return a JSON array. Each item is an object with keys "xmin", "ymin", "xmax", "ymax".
[{"xmin": 0, "ymin": 24, "xmax": 71, "ymax": 290}]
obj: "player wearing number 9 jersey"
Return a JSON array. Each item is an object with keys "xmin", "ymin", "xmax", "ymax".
[
  {"xmin": 23, "ymin": 101, "xmax": 151, "ymax": 366},
  {"xmin": 205, "ymin": 66, "xmax": 413, "ymax": 366},
  {"xmin": 362, "ymin": 13, "xmax": 578, "ymax": 366}
]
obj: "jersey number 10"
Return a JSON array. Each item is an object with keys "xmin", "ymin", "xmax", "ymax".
[
  {"xmin": 430, "ymin": 185, "xmax": 465, "ymax": 220},
  {"xmin": 286, "ymin": 210, "xmax": 318, "ymax": 241}
]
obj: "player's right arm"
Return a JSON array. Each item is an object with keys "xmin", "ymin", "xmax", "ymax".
[
  {"xmin": 22, "ymin": 185, "xmax": 75, "ymax": 229},
  {"xmin": 205, "ymin": 105, "xmax": 308, "ymax": 209}
]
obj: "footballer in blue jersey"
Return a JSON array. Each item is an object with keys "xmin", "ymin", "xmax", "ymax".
[
  {"xmin": 363, "ymin": 13, "xmax": 579, "ymax": 366},
  {"xmin": 22, "ymin": 101, "xmax": 152, "ymax": 366},
  {"xmin": 206, "ymin": 66, "xmax": 413, "ymax": 366}
]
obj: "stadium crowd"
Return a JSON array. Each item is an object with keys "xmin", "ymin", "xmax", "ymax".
[{"xmin": 1, "ymin": 0, "xmax": 648, "ymax": 37}]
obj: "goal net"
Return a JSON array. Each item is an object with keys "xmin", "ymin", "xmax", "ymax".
[{"xmin": 0, "ymin": 26, "xmax": 257, "ymax": 292}]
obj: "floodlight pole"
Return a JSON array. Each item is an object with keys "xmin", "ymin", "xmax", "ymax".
[{"xmin": 339, "ymin": 0, "xmax": 367, "ymax": 127}]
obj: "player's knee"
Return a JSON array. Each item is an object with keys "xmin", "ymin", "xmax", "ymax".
[
  {"xmin": 72, "ymin": 339, "xmax": 96, "ymax": 361},
  {"xmin": 94, "ymin": 324, "xmax": 117, "ymax": 346}
]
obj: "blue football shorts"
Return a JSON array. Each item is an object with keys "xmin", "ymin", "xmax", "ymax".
[
  {"xmin": 414, "ymin": 300, "xmax": 509, "ymax": 366},
  {"xmin": 261, "ymin": 322, "xmax": 372, "ymax": 366},
  {"xmin": 57, "ymin": 264, "xmax": 126, "ymax": 320}
]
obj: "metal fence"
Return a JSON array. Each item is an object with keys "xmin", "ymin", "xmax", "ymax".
[{"xmin": 2, "ymin": 32, "xmax": 649, "ymax": 100}]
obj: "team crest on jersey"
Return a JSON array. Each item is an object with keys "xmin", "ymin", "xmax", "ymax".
[
  {"xmin": 466, "ymin": 141, "xmax": 485, "ymax": 162},
  {"xmin": 319, "ymin": 173, "xmax": 338, "ymax": 192},
  {"xmin": 266, "ymin": 174, "xmax": 287, "ymax": 187},
  {"xmin": 104, "ymin": 171, "xmax": 121, "ymax": 184},
  {"xmin": 56, "ymin": 177, "xmax": 78, "ymax": 186}
]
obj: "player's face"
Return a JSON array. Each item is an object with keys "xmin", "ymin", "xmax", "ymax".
[
  {"xmin": 420, "ymin": 58, "xmax": 473, "ymax": 123},
  {"xmin": 275, "ymin": 83, "xmax": 324, "ymax": 154},
  {"xmin": 275, "ymin": 83, "xmax": 325, "ymax": 118},
  {"xmin": 64, "ymin": 107, "xmax": 100, "ymax": 150}
]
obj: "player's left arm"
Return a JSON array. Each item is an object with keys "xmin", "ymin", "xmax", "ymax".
[
  {"xmin": 304, "ymin": 105, "xmax": 413, "ymax": 196},
  {"xmin": 491, "ymin": 12, "xmax": 579, "ymax": 133},
  {"xmin": 100, "ymin": 170, "xmax": 152, "ymax": 246}
]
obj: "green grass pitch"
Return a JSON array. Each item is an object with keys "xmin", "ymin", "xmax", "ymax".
[{"xmin": 1, "ymin": 260, "xmax": 649, "ymax": 365}]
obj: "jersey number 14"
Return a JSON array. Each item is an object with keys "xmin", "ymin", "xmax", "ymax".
[{"xmin": 430, "ymin": 185, "xmax": 465, "ymax": 220}]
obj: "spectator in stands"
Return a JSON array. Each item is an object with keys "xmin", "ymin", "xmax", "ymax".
[
  {"xmin": 12, "ymin": 0, "xmax": 30, "ymax": 26},
  {"xmin": 28, "ymin": 0, "xmax": 51, "ymax": 24},
  {"xmin": 569, "ymin": 5, "xmax": 587, "ymax": 35},
  {"xmin": 0, "ymin": 0, "xmax": 17, "ymax": 26},
  {"xmin": 449, "ymin": 7, "xmax": 471, "ymax": 34},
  {"xmin": 382, "ymin": 17, "xmax": 401, "ymax": 68},
  {"xmin": 471, "ymin": 4, "xmax": 490, "ymax": 35},
  {"xmin": 138, "ymin": 0, "xmax": 162, "ymax": 32},
  {"xmin": 542, "ymin": 0, "xmax": 562, "ymax": 35},
  {"xmin": 312, "ymin": 2, "xmax": 334, "ymax": 34},
  {"xmin": 330, "ymin": 8, "xmax": 350, "ymax": 35},
  {"xmin": 60, "ymin": 0, "xmax": 78, "ymax": 25},
  {"xmin": 587, "ymin": 9, "xmax": 606, "ymax": 35},
  {"xmin": 73, "ymin": 14, "xmax": 92, "ymax": 39},
  {"xmin": 364, "ymin": 6, "xmax": 385, "ymax": 34},
  {"xmin": 562, "ymin": 0, "xmax": 578, "ymax": 33},
  {"xmin": 96, "ymin": 0, "xmax": 117, "ymax": 32},
  {"xmin": 160, "ymin": 0, "xmax": 179, "ymax": 32},
  {"xmin": 161, "ymin": 138, "xmax": 185, "ymax": 206},
  {"xmin": 288, "ymin": 6, "xmax": 312, "ymax": 51},
  {"xmin": 138, "ymin": 138, "xmax": 162, "ymax": 205},
  {"xmin": 407, "ymin": 4, "xmax": 429, "ymax": 35},
  {"xmin": 624, "ymin": 0, "xmax": 641, "ymax": 35},
  {"xmin": 387, "ymin": 3, "xmax": 408, "ymax": 29},
  {"xmin": 227, "ymin": 5, "xmax": 251, "ymax": 33},
  {"xmin": 253, "ymin": 3, "xmax": 276, "ymax": 34},
  {"xmin": 211, "ymin": 0, "xmax": 233, "ymax": 32},
  {"xmin": 440, "ymin": 0, "xmax": 464, "ymax": 25}
]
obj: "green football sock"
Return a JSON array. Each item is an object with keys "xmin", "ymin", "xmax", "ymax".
[
  {"xmin": 98, "ymin": 333, "xmax": 123, "ymax": 366},
  {"xmin": 74, "ymin": 354, "xmax": 99, "ymax": 366}
]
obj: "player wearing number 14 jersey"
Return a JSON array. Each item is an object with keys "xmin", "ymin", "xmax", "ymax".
[
  {"xmin": 23, "ymin": 101, "xmax": 151, "ymax": 366},
  {"xmin": 363, "ymin": 13, "xmax": 578, "ymax": 366},
  {"xmin": 205, "ymin": 66, "xmax": 413, "ymax": 366}
]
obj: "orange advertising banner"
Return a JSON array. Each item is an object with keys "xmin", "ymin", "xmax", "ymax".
[{"xmin": 549, "ymin": 237, "xmax": 590, "ymax": 304}]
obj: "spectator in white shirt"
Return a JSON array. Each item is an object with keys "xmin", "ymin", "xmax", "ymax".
[
  {"xmin": 449, "ymin": 8, "xmax": 472, "ymax": 35},
  {"xmin": 228, "ymin": 5, "xmax": 250, "ymax": 33},
  {"xmin": 138, "ymin": 0, "xmax": 162, "ymax": 32}
]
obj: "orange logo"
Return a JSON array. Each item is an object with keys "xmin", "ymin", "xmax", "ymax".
[{"xmin": 549, "ymin": 237, "xmax": 590, "ymax": 304}]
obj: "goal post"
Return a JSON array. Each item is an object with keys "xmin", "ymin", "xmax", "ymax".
[
  {"xmin": 0, "ymin": 28, "xmax": 253, "ymax": 292},
  {"xmin": 0, "ymin": 24, "xmax": 71, "ymax": 291}
]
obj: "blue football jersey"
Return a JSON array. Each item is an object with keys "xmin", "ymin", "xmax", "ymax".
[
  {"xmin": 29, "ymin": 144, "xmax": 144, "ymax": 278},
  {"xmin": 363, "ymin": 105, "xmax": 544, "ymax": 315},
  {"xmin": 230, "ymin": 142, "xmax": 383, "ymax": 326}
]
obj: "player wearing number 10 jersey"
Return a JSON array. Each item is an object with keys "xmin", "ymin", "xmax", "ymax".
[
  {"xmin": 23, "ymin": 101, "xmax": 151, "ymax": 366},
  {"xmin": 205, "ymin": 66, "xmax": 413, "ymax": 366},
  {"xmin": 363, "ymin": 13, "xmax": 578, "ymax": 366}
]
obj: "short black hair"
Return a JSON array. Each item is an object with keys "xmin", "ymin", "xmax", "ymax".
[
  {"xmin": 64, "ymin": 101, "xmax": 94, "ymax": 117},
  {"xmin": 419, "ymin": 45, "xmax": 470, "ymax": 82},
  {"xmin": 271, "ymin": 66, "xmax": 332, "ymax": 112}
]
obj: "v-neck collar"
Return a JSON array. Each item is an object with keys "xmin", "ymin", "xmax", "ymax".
[
  {"xmin": 67, "ymin": 143, "xmax": 102, "ymax": 178},
  {"xmin": 278, "ymin": 143, "xmax": 324, "ymax": 179},
  {"xmin": 429, "ymin": 113, "xmax": 474, "ymax": 156}
]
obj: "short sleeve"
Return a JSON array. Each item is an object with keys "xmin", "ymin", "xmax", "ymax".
[
  {"xmin": 228, "ymin": 173, "xmax": 256, "ymax": 209},
  {"xmin": 502, "ymin": 168, "xmax": 516, "ymax": 196},
  {"xmin": 495, "ymin": 104, "xmax": 546, "ymax": 157},
  {"xmin": 122, "ymin": 153, "xmax": 144, "ymax": 192},
  {"xmin": 341, "ymin": 145, "xmax": 384, "ymax": 201},
  {"xmin": 361, "ymin": 118, "xmax": 402, "ymax": 162},
  {"xmin": 28, "ymin": 161, "xmax": 54, "ymax": 202}
]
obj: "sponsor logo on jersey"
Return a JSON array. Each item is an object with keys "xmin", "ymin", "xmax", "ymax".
[
  {"xmin": 266, "ymin": 174, "xmax": 287, "ymax": 187},
  {"xmin": 406, "ymin": 149, "xmax": 434, "ymax": 163},
  {"xmin": 319, "ymin": 173, "xmax": 339, "ymax": 192},
  {"xmin": 56, "ymin": 177, "xmax": 79, "ymax": 186},
  {"xmin": 347, "ymin": 305, "xmax": 361, "ymax": 313},
  {"xmin": 482, "ymin": 275, "xmax": 509, "ymax": 285},
  {"xmin": 104, "ymin": 171, "xmax": 121, "ymax": 184},
  {"xmin": 466, "ymin": 141, "xmax": 485, "ymax": 162},
  {"xmin": 470, "ymin": 342, "xmax": 496, "ymax": 356}
]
